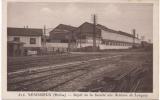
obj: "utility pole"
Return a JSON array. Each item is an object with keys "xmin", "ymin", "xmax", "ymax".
[
  {"xmin": 93, "ymin": 14, "xmax": 97, "ymax": 52},
  {"xmin": 80, "ymin": 27, "xmax": 82, "ymax": 48},
  {"xmin": 132, "ymin": 29, "xmax": 136, "ymax": 47},
  {"xmin": 67, "ymin": 31, "xmax": 72, "ymax": 53},
  {"xmin": 43, "ymin": 25, "xmax": 46, "ymax": 47}
]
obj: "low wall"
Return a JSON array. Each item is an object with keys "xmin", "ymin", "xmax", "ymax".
[
  {"xmin": 46, "ymin": 43, "xmax": 132, "ymax": 50},
  {"xmin": 99, "ymin": 44, "xmax": 132, "ymax": 50},
  {"xmin": 77, "ymin": 43, "xmax": 93, "ymax": 48},
  {"xmin": 46, "ymin": 43, "xmax": 68, "ymax": 48}
]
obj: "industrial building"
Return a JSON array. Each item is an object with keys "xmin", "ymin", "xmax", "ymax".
[
  {"xmin": 96, "ymin": 24, "xmax": 141, "ymax": 49},
  {"xmin": 48, "ymin": 22, "xmax": 141, "ymax": 51},
  {"xmin": 49, "ymin": 24, "xmax": 77, "ymax": 43},
  {"xmin": 47, "ymin": 24, "xmax": 77, "ymax": 52},
  {"xmin": 7, "ymin": 22, "xmax": 142, "ymax": 56},
  {"xmin": 73, "ymin": 22, "xmax": 101, "ymax": 49}
]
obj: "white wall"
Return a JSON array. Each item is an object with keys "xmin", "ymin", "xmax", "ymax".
[
  {"xmin": 77, "ymin": 43, "xmax": 93, "ymax": 48},
  {"xmin": 8, "ymin": 36, "xmax": 42, "ymax": 47},
  {"xmin": 135, "ymin": 38, "xmax": 141, "ymax": 44},
  {"xmin": 76, "ymin": 37, "xmax": 101, "ymax": 47},
  {"xmin": 46, "ymin": 43, "xmax": 68, "ymax": 48},
  {"xmin": 85, "ymin": 37, "xmax": 101, "ymax": 44},
  {"xmin": 76, "ymin": 43, "xmax": 132, "ymax": 49},
  {"xmin": 101, "ymin": 30, "xmax": 134, "ymax": 43},
  {"xmin": 99, "ymin": 44, "xmax": 132, "ymax": 50}
]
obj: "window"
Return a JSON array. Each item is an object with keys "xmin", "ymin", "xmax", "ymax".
[
  {"xmin": 30, "ymin": 38, "xmax": 36, "ymax": 44},
  {"xmin": 102, "ymin": 41, "xmax": 105, "ymax": 44},
  {"xmin": 109, "ymin": 42, "xmax": 111, "ymax": 45},
  {"xmin": 106, "ymin": 41, "xmax": 109, "ymax": 45},
  {"xmin": 14, "ymin": 37, "xmax": 20, "ymax": 42}
]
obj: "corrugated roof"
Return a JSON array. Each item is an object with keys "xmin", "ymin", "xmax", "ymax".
[
  {"xmin": 96, "ymin": 24, "xmax": 134, "ymax": 38},
  {"xmin": 49, "ymin": 24, "xmax": 77, "ymax": 40},
  {"xmin": 7, "ymin": 27, "xmax": 43, "ymax": 36},
  {"xmin": 50, "ymin": 24, "xmax": 77, "ymax": 34},
  {"xmin": 74, "ymin": 22, "xmax": 101, "ymax": 38}
]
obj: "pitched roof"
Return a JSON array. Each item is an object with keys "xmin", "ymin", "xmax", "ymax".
[
  {"xmin": 96, "ymin": 24, "xmax": 134, "ymax": 38},
  {"xmin": 50, "ymin": 24, "xmax": 77, "ymax": 34},
  {"xmin": 7, "ymin": 27, "xmax": 43, "ymax": 36},
  {"xmin": 50, "ymin": 32, "xmax": 70, "ymax": 40},
  {"xmin": 73, "ymin": 22, "xmax": 101, "ymax": 38},
  {"xmin": 78, "ymin": 22, "xmax": 101, "ymax": 33},
  {"xmin": 49, "ymin": 24, "xmax": 77, "ymax": 40}
]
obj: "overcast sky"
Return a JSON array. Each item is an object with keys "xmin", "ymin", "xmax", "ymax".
[{"xmin": 7, "ymin": 2, "xmax": 153, "ymax": 41}]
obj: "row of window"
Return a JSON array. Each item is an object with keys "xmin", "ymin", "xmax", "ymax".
[
  {"xmin": 13, "ymin": 37, "xmax": 133, "ymax": 46},
  {"xmin": 13, "ymin": 37, "xmax": 36, "ymax": 44},
  {"xmin": 102, "ymin": 41, "xmax": 132, "ymax": 46}
]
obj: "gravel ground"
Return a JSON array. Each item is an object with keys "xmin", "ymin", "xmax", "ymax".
[{"xmin": 7, "ymin": 49, "xmax": 153, "ymax": 92}]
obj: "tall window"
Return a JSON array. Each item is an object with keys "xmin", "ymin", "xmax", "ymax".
[
  {"xmin": 14, "ymin": 37, "xmax": 20, "ymax": 42},
  {"xmin": 30, "ymin": 38, "xmax": 36, "ymax": 44}
]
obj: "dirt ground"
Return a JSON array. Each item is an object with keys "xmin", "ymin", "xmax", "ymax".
[{"xmin": 7, "ymin": 49, "xmax": 153, "ymax": 92}]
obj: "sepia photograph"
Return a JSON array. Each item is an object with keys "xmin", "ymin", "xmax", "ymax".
[
  {"xmin": 2, "ymin": 0, "xmax": 159, "ymax": 99},
  {"xmin": 6, "ymin": 2, "xmax": 154, "ymax": 92}
]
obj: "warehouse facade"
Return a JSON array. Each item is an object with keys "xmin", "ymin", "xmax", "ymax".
[
  {"xmin": 7, "ymin": 22, "xmax": 142, "ymax": 56},
  {"xmin": 47, "ymin": 24, "xmax": 77, "ymax": 52},
  {"xmin": 48, "ymin": 22, "xmax": 141, "ymax": 51},
  {"xmin": 73, "ymin": 22, "xmax": 101, "ymax": 49},
  {"xmin": 72, "ymin": 22, "xmax": 141, "ymax": 50},
  {"xmin": 96, "ymin": 24, "xmax": 141, "ymax": 49}
]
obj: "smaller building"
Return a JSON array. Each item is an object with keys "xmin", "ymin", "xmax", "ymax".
[
  {"xmin": 49, "ymin": 24, "xmax": 77, "ymax": 43},
  {"xmin": 7, "ymin": 27, "xmax": 43, "ymax": 56},
  {"xmin": 48, "ymin": 24, "xmax": 77, "ymax": 52}
]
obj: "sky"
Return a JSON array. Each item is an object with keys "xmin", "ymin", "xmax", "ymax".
[{"xmin": 7, "ymin": 2, "xmax": 153, "ymax": 41}]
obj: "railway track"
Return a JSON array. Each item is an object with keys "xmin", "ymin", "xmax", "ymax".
[
  {"xmin": 80, "ymin": 59, "xmax": 151, "ymax": 92},
  {"xmin": 8, "ymin": 52, "xmax": 152, "ymax": 92},
  {"xmin": 8, "ymin": 54, "xmax": 123, "ymax": 77},
  {"xmin": 8, "ymin": 55, "xmax": 123, "ymax": 91},
  {"xmin": 8, "ymin": 54, "xmax": 111, "ymax": 72}
]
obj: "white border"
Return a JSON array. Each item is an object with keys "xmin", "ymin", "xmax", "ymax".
[{"xmin": 2, "ymin": 0, "xmax": 159, "ymax": 100}]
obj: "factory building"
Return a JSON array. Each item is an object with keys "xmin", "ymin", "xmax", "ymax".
[
  {"xmin": 73, "ymin": 22, "xmax": 101, "ymax": 48},
  {"xmin": 72, "ymin": 22, "xmax": 141, "ymax": 50},
  {"xmin": 7, "ymin": 22, "xmax": 142, "ymax": 56},
  {"xmin": 47, "ymin": 24, "xmax": 77, "ymax": 52},
  {"xmin": 48, "ymin": 22, "xmax": 141, "ymax": 51},
  {"xmin": 96, "ymin": 24, "xmax": 141, "ymax": 49}
]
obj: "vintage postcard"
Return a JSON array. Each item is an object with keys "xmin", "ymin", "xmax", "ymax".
[{"xmin": 1, "ymin": 0, "xmax": 159, "ymax": 99}]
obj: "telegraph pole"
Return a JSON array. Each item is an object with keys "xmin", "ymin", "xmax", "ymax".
[
  {"xmin": 132, "ymin": 29, "xmax": 136, "ymax": 47},
  {"xmin": 67, "ymin": 31, "xmax": 72, "ymax": 53},
  {"xmin": 43, "ymin": 25, "xmax": 46, "ymax": 47},
  {"xmin": 93, "ymin": 14, "xmax": 97, "ymax": 52},
  {"xmin": 80, "ymin": 27, "xmax": 82, "ymax": 48}
]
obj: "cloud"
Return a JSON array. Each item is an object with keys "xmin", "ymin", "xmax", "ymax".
[
  {"xmin": 104, "ymin": 4, "xmax": 121, "ymax": 17},
  {"xmin": 40, "ymin": 7, "xmax": 53, "ymax": 14}
]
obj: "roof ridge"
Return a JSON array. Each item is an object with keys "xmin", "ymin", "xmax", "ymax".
[
  {"xmin": 96, "ymin": 24, "xmax": 134, "ymax": 38},
  {"xmin": 7, "ymin": 27, "xmax": 43, "ymax": 30},
  {"xmin": 7, "ymin": 27, "xmax": 43, "ymax": 36},
  {"xmin": 57, "ymin": 24, "xmax": 77, "ymax": 28}
]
